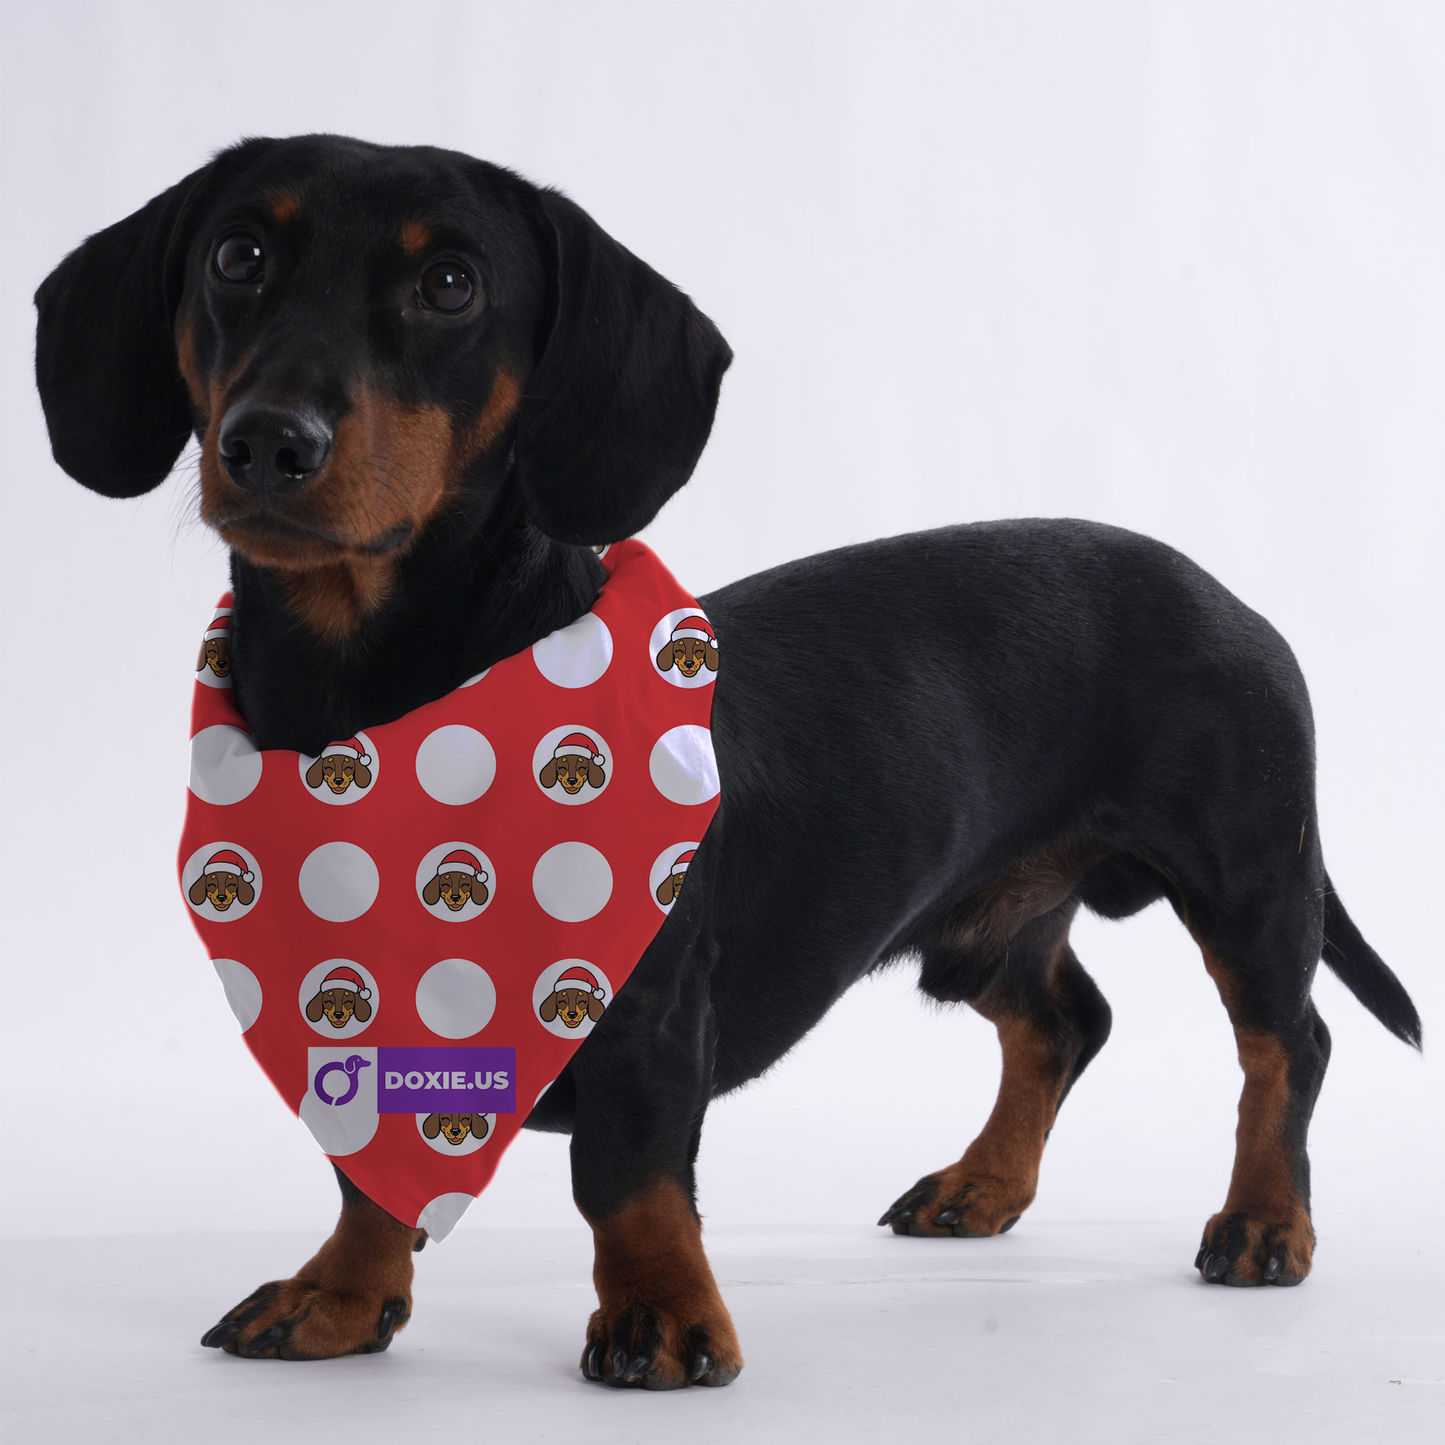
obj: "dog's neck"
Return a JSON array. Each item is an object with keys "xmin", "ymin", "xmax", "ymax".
[{"xmin": 228, "ymin": 482, "xmax": 605, "ymax": 755}]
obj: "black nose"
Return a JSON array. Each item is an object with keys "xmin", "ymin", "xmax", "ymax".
[{"xmin": 218, "ymin": 404, "xmax": 333, "ymax": 496}]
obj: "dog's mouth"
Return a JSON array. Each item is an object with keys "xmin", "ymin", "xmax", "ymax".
[
  {"xmin": 559, "ymin": 777, "xmax": 584, "ymax": 794},
  {"xmin": 213, "ymin": 508, "xmax": 414, "ymax": 567},
  {"xmin": 560, "ymin": 1011, "xmax": 585, "ymax": 1027},
  {"xmin": 444, "ymin": 894, "xmax": 467, "ymax": 910},
  {"xmin": 209, "ymin": 894, "xmax": 234, "ymax": 911},
  {"xmin": 210, "ymin": 659, "xmax": 230, "ymax": 675},
  {"xmin": 326, "ymin": 1011, "xmax": 350, "ymax": 1026},
  {"xmin": 445, "ymin": 1130, "xmax": 467, "ymax": 1143},
  {"xmin": 325, "ymin": 776, "xmax": 350, "ymax": 793},
  {"xmin": 677, "ymin": 659, "xmax": 702, "ymax": 676}
]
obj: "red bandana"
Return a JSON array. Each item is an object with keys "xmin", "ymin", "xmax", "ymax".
[{"xmin": 179, "ymin": 542, "xmax": 720, "ymax": 1239}]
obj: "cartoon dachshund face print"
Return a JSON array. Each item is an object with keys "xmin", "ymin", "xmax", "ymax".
[
  {"xmin": 539, "ymin": 966, "xmax": 608, "ymax": 1029},
  {"xmin": 305, "ymin": 986, "xmax": 371, "ymax": 1029},
  {"xmin": 422, "ymin": 1113, "xmax": 490, "ymax": 1146},
  {"xmin": 187, "ymin": 851, "xmax": 255, "ymax": 912},
  {"xmin": 188, "ymin": 869, "xmax": 252, "ymax": 911},
  {"xmin": 197, "ymin": 635, "xmax": 231, "ymax": 678},
  {"xmin": 655, "ymin": 616, "xmax": 718, "ymax": 679},
  {"xmin": 538, "ymin": 733, "xmax": 607, "ymax": 795},
  {"xmin": 304, "ymin": 966, "xmax": 374, "ymax": 1029},
  {"xmin": 423, "ymin": 869, "xmax": 489, "ymax": 911},
  {"xmin": 304, "ymin": 738, "xmax": 372, "ymax": 795}
]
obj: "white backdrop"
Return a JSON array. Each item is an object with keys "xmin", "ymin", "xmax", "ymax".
[{"xmin": 2, "ymin": 1, "xmax": 1441, "ymax": 1260}]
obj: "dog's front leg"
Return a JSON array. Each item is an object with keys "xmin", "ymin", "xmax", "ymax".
[
  {"xmin": 569, "ymin": 956, "xmax": 742, "ymax": 1389},
  {"xmin": 200, "ymin": 1167, "xmax": 423, "ymax": 1360}
]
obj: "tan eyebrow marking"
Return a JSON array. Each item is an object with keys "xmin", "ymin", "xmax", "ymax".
[
  {"xmin": 400, "ymin": 220, "xmax": 433, "ymax": 256},
  {"xmin": 269, "ymin": 191, "xmax": 300, "ymax": 223}
]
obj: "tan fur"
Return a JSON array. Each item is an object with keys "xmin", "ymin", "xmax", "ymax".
[
  {"xmin": 582, "ymin": 1176, "xmax": 742, "ymax": 1387},
  {"xmin": 210, "ymin": 1186, "xmax": 421, "ymax": 1359},
  {"xmin": 269, "ymin": 191, "xmax": 300, "ymax": 224},
  {"xmin": 399, "ymin": 220, "xmax": 432, "ymax": 256}
]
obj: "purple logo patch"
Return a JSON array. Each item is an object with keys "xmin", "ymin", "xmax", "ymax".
[{"xmin": 378, "ymin": 1046, "xmax": 515, "ymax": 1114}]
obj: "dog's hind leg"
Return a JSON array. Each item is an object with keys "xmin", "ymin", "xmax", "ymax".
[
  {"xmin": 200, "ymin": 1167, "xmax": 423, "ymax": 1359},
  {"xmin": 880, "ymin": 899, "xmax": 1112, "ymax": 1237},
  {"xmin": 1188, "ymin": 884, "xmax": 1330, "ymax": 1287}
]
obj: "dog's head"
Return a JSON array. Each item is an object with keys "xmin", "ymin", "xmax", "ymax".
[
  {"xmin": 538, "ymin": 986, "xmax": 605, "ymax": 1029},
  {"xmin": 35, "ymin": 136, "xmax": 731, "ymax": 641},
  {"xmin": 422, "ymin": 1112, "xmax": 489, "ymax": 1146},
  {"xmin": 304, "ymin": 985, "xmax": 372, "ymax": 1029},
  {"xmin": 188, "ymin": 869, "xmax": 254, "ymax": 911},
  {"xmin": 422, "ymin": 868, "xmax": 488, "ymax": 911},
  {"xmin": 656, "ymin": 636, "xmax": 718, "ymax": 678}
]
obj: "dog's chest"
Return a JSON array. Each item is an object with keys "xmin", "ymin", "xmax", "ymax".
[{"xmin": 178, "ymin": 540, "xmax": 720, "ymax": 1239}]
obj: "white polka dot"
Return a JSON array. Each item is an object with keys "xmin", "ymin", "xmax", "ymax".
[
  {"xmin": 532, "ymin": 612, "xmax": 614, "ymax": 688},
  {"xmin": 188, "ymin": 726, "xmax": 262, "ymax": 805},
  {"xmin": 417, "ymin": 1191, "xmax": 476, "ymax": 1240},
  {"xmin": 460, "ymin": 666, "xmax": 490, "ymax": 688},
  {"xmin": 532, "ymin": 842, "xmax": 613, "ymax": 922},
  {"xmin": 298, "ymin": 842, "xmax": 380, "ymax": 922},
  {"xmin": 649, "ymin": 725, "xmax": 720, "ymax": 806},
  {"xmin": 415, "ymin": 725, "xmax": 496, "ymax": 805},
  {"xmin": 415, "ymin": 958, "xmax": 497, "ymax": 1038},
  {"xmin": 212, "ymin": 959, "xmax": 262, "ymax": 1032}
]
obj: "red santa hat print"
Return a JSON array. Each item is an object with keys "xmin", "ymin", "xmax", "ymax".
[
  {"xmin": 553, "ymin": 732, "xmax": 605, "ymax": 766},
  {"xmin": 437, "ymin": 849, "xmax": 488, "ymax": 882},
  {"xmin": 203, "ymin": 614, "xmax": 232, "ymax": 642},
  {"xmin": 317, "ymin": 964, "xmax": 372, "ymax": 1000},
  {"xmin": 322, "ymin": 737, "xmax": 371, "ymax": 766},
  {"xmin": 554, "ymin": 964, "xmax": 605, "ymax": 1000},
  {"xmin": 670, "ymin": 615, "xmax": 716, "ymax": 648},
  {"xmin": 203, "ymin": 849, "xmax": 254, "ymax": 884},
  {"xmin": 670, "ymin": 849, "xmax": 696, "ymax": 875}
]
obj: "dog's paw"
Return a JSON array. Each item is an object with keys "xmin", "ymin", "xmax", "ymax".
[
  {"xmin": 200, "ymin": 1279, "xmax": 411, "ymax": 1360},
  {"xmin": 580, "ymin": 1301, "xmax": 742, "ymax": 1390},
  {"xmin": 1195, "ymin": 1207, "xmax": 1314, "ymax": 1287},
  {"xmin": 878, "ymin": 1166, "xmax": 1033, "ymax": 1238}
]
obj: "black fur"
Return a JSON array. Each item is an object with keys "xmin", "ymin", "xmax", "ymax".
[{"xmin": 36, "ymin": 136, "xmax": 1418, "ymax": 1367}]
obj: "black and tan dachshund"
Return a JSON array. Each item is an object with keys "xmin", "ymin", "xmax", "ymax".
[{"xmin": 35, "ymin": 134, "xmax": 1419, "ymax": 1388}]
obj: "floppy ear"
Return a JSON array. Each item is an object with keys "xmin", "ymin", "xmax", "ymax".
[
  {"xmin": 588, "ymin": 994, "xmax": 606, "ymax": 1022},
  {"xmin": 472, "ymin": 879, "xmax": 489, "ymax": 906},
  {"xmin": 422, "ymin": 876, "xmax": 442, "ymax": 905},
  {"xmin": 704, "ymin": 642, "xmax": 719, "ymax": 672},
  {"xmin": 539, "ymin": 993, "xmax": 558, "ymax": 1022},
  {"xmin": 656, "ymin": 642, "xmax": 677, "ymax": 672},
  {"xmin": 471, "ymin": 1114, "xmax": 490, "ymax": 1140},
  {"xmin": 236, "ymin": 879, "xmax": 255, "ymax": 906},
  {"xmin": 586, "ymin": 761, "xmax": 606, "ymax": 788},
  {"xmin": 352, "ymin": 996, "xmax": 372, "ymax": 1023},
  {"xmin": 514, "ymin": 189, "xmax": 733, "ymax": 545},
  {"xmin": 305, "ymin": 994, "xmax": 325, "ymax": 1022},
  {"xmin": 196, "ymin": 640, "xmax": 208, "ymax": 673},
  {"xmin": 352, "ymin": 762, "xmax": 372, "ymax": 789},
  {"xmin": 422, "ymin": 1114, "xmax": 441, "ymax": 1139},
  {"xmin": 304, "ymin": 759, "xmax": 326, "ymax": 789},
  {"xmin": 33, "ymin": 143, "xmax": 275, "ymax": 498},
  {"xmin": 656, "ymin": 876, "xmax": 676, "ymax": 906},
  {"xmin": 187, "ymin": 876, "xmax": 208, "ymax": 905},
  {"xmin": 539, "ymin": 759, "xmax": 558, "ymax": 789}
]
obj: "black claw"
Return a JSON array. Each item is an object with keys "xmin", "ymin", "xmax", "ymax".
[
  {"xmin": 412, "ymin": 1233, "xmax": 428, "ymax": 1253},
  {"xmin": 934, "ymin": 1208, "xmax": 960, "ymax": 1226},
  {"xmin": 200, "ymin": 1319, "xmax": 241, "ymax": 1350},
  {"xmin": 624, "ymin": 1354, "xmax": 650, "ymax": 1383},
  {"xmin": 584, "ymin": 1345, "xmax": 603, "ymax": 1380},
  {"xmin": 691, "ymin": 1349, "xmax": 712, "ymax": 1382},
  {"xmin": 1264, "ymin": 1251, "xmax": 1283, "ymax": 1282},
  {"xmin": 1205, "ymin": 1254, "xmax": 1230, "ymax": 1282},
  {"xmin": 999, "ymin": 1215, "xmax": 1020, "ymax": 1235},
  {"xmin": 377, "ymin": 1296, "xmax": 407, "ymax": 1339},
  {"xmin": 611, "ymin": 1346, "xmax": 628, "ymax": 1382},
  {"xmin": 1195, "ymin": 1245, "xmax": 1209, "ymax": 1270},
  {"xmin": 241, "ymin": 1323, "xmax": 289, "ymax": 1356}
]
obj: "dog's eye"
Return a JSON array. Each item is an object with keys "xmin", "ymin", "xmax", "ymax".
[
  {"xmin": 215, "ymin": 235, "xmax": 264, "ymax": 284},
  {"xmin": 418, "ymin": 262, "xmax": 476, "ymax": 313}
]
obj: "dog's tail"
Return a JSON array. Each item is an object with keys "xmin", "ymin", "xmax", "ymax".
[{"xmin": 1320, "ymin": 875, "xmax": 1421, "ymax": 1048}]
